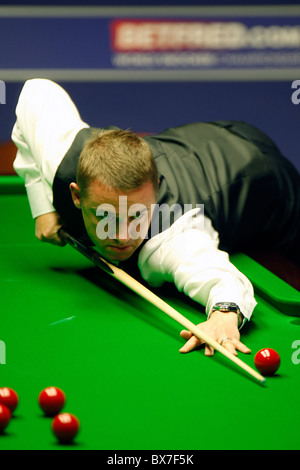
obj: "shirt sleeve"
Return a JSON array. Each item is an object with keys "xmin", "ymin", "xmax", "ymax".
[
  {"xmin": 11, "ymin": 78, "xmax": 89, "ymax": 219},
  {"xmin": 12, "ymin": 122, "xmax": 56, "ymax": 218},
  {"xmin": 138, "ymin": 208, "xmax": 257, "ymax": 322}
]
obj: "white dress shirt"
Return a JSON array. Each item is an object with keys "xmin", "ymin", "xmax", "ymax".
[
  {"xmin": 12, "ymin": 78, "xmax": 89, "ymax": 218},
  {"xmin": 11, "ymin": 79, "xmax": 257, "ymax": 322}
]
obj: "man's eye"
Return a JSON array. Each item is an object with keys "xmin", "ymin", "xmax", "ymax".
[
  {"xmin": 97, "ymin": 211, "xmax": 114, "ymax": 221},
  {"xmin": 132, "ymin": 211, "xmax": 146, "ymax": 220}
]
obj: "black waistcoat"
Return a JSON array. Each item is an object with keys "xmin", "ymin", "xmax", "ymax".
[{"xmin": 52, "ymin": 121, "xmax": 299, "ymax": 254}]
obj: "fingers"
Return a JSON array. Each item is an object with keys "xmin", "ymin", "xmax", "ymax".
[
  {"xmin": 220, "ymin": 340, "xmax": 238, "ymax": 356},
  {"xmin": 215, "ymin": 338, "xmax": 251, "ymax": 356},
  {"xmin": 51, "ymin": 231, "xmax": 66, "ymax": 247},
  {"xmin": 180, "ymin": 330, "xmax": 192, "ymax": 341},
  {"xmin": 204, "ymin": 344, "xmax": 214, "ymax": 357},
  {"xmin": 230, "ymin": 339, "xmax": 251, "ymax": 354},
  {"xmin": 35, "ymin": 213, "xmax": 66, "ymax": 246},
  {"xmin": 179, "ymin": 330, "xmax": 251, "ymax": 356},
  {"xmin": 35, "ymin": 213, "xmax": 61, "ymax": 243},
  {"xmin": 40, "ymin": 231, "xmax": 66, "ymax": 246},
  {"xmin": 179, "ymin": 329, "xmax": 204, "ymax": 353}
]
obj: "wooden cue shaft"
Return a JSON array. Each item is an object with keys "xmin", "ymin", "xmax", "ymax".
[
  {"xmin": 104, "ymin": 260, "xmax": 266, "ymax": 384},
  {"xmin": 59, "ymin": 229, "xmax": 265, "ymax": 384}
]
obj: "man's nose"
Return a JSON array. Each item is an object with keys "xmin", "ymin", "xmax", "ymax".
[{"xmin": 115, "ymin": 218, "xmax": 131, "ymax": 242}]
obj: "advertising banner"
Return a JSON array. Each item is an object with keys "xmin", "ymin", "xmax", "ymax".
[{"xmin": 1, "ymin": 6, "xmax": 300, "ymax": 80}]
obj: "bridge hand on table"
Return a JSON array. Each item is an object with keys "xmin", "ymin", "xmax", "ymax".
[{"xmin": 179, "ymin": 310, "xmax": 251, "ymax": 356}]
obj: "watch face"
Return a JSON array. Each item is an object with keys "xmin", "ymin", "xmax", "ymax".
[{"xmin": 214, "ymin": 302, "xmax": 239, "ymax": 312}]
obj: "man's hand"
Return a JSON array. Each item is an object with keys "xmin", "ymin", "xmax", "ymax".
[
  {"xmin": 35, "ymin": 212, "xmax": 66, "ymax": 246},
  {"xmin": 179, "ymin": 310, "xmax": 251, "ymax": 356}
]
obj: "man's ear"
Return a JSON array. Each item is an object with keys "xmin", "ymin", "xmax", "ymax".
[{"xmin": 70, "ymin": 182, "xmax": 81, "ymax": 209}]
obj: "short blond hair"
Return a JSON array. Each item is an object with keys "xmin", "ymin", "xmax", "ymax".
[{"xmin": 77, "ymin": 129, "xmax": 158, "ymax": 198}]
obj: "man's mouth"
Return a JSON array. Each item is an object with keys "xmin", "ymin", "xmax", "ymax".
[{"xmin": 106, "ymin": 244, "xmax": 134, "ymax": 253}]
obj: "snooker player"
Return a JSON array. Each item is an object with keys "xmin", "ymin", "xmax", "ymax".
[{"xmin": 11, "ymin": 79, "xmax": 300, "ymax": 357}]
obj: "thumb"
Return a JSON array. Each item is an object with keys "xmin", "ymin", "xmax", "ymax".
[{"xmin": 180, "ymin": 329, "xmax": 193, "ymax": 340}]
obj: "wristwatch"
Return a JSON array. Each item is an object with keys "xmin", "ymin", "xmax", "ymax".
[
  {"xmin": 211, "ymin": 302, "xmax": 243, "ymax": 327},
  {"xmin": 211, "ymin": 302, "xmax": 240, "ymax": 314}
]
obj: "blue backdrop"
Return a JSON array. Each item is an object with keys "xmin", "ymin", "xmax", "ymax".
[{"xmin": 1, "ymin": 3, "xmax": 300, "ymax": 172}]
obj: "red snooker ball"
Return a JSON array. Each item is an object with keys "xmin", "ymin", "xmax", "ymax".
[
  {"xmin": 254, "ymin": 348, "xmax": 281, "ymax": 376},
  {"xmin": 52, "ymin": 413, "xmax": 80, "ymax": 443},
  {"xmin": 0, "ymin": 388, "xmax": 19, "ymax": 412},
  {"xmin": 0, "ymin": 404, "xmax": 11, "ymax": 432},
  {"xmin": 38, "ymin": 387, "xmax": 66, "ymax": 416}
]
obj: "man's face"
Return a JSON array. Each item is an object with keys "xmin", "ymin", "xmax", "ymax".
[{"xmin": 70, "ymin": 179, "xmax": 157, "ymax": 262}]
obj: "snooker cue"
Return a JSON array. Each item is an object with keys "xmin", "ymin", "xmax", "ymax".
[{"xmin": 58, "ymin": 228, "xmax": 266, "ymax": 384}]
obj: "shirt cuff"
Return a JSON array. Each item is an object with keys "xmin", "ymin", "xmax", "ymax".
[
  {"xmin": 206, "ymin": 295, "xmax": 257, "ymax": 329},
  {"xmin": 26, "ymin": 181, "xmax": 56, "ymax": 218}
]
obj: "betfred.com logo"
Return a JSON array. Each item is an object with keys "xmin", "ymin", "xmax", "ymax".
[{"xmin": 110, "ymin": 20, "xmax": 300, "ymax": 52}]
